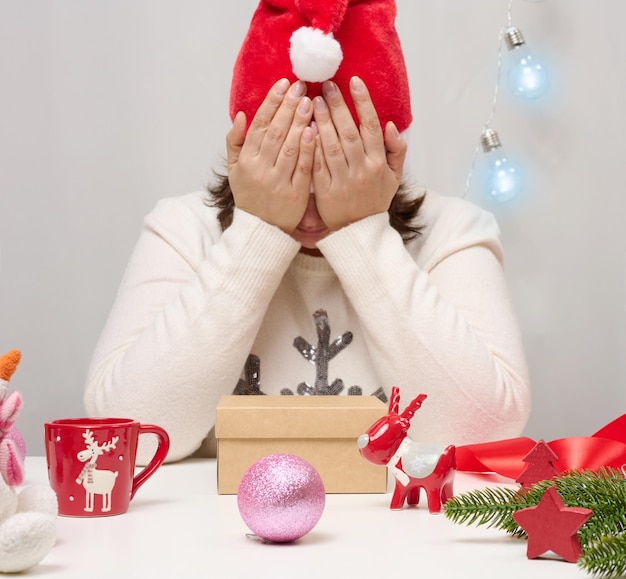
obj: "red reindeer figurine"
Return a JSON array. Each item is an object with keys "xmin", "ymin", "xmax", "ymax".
[{"xmin": 357, "ymin": 387, "xmax": 456, "ymax": 513}]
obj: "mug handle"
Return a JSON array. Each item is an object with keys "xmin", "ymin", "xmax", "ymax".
[{"xmin": 130, "ymin": 424, "xmax": 170, "ymax": 500}]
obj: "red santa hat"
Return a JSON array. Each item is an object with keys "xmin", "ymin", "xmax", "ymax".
[{"xmin": 230, "ymin": 0, "xmax": 412, "ymax": 134}]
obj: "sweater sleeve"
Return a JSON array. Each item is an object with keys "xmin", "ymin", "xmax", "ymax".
[
  {"xmin": 84, "ymin": 195, "xmax": 300, "ymax": 462},
  {"xmin": 316, "ymin": 194, "xmax": 531, "ymax": 445}
]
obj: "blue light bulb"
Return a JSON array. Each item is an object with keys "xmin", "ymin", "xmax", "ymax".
[
  {"xmin": 505, "ymin": 27, "xmax": 549, "ymax": 100},
  {"xmin": 481, "ymin": 128, "xmax": 523, "ymax": 203}
]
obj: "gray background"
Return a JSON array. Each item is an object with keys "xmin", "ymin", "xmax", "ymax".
[{"xmin": 1, "ymin": 0, "xmax": 624, "ymax": 456}]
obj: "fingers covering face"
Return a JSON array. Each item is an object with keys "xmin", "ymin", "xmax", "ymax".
[{"xmin": 312, "ymin": 77, "xmax": 385, "ymax": 168}]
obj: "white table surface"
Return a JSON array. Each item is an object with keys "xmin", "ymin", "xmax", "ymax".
[{"xmin": 23, "ymin": 456, "xmax": 587, "ymax": 578}]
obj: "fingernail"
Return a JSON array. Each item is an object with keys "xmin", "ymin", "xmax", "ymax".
[
  {"xmin": 322, "ymin": 81, "xmax": 337, "ymax": 98},
  {"xmin": 350, "ymin": 76, "xmax": 364, "ymax": 93},
  {"xmin": 302, "ymin": 126, "xmax": 314, "ymax": 144},
  {"xmin": 275, "ymin": 78, "xmax": 289, "ymax": 96},
  {"xmin": 290, "ymin": 81, "xmax": 306, "ymax": 97},
  {"xmin": 298, "ymin": 97, "xmax": 311, "ymax": 114},
  {"xmin": 314, "ymin": 96, "xmax": 327, "ymax": 112}
]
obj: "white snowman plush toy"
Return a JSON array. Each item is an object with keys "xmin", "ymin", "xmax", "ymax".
[{"xmin": 0, "ymin": 350, "xmax": 58, "ymax": 573}]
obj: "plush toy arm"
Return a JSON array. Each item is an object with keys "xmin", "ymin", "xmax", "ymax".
[
  {"xmin": 0, "ymin": 391, "xmax": 22, "ymax": 433},
  {"xmin": 0, "ymin": 439, "xmax": 24, "ymax": 487},
  {"xmin": 0, "ymin": 384, "xmax": 24, "ymax": 486}
]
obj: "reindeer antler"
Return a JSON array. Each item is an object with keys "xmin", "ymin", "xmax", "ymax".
[
  {"xmin": 100, "ymin": 436, "xmax": 119, "ymax": 453},
  {"xmin": 82, "ymin": 429, "xmax": 96, "ymax": 447},
  {"xmin": 400, "ymin": 393, "xmax": 428, "ymax": 421},
  {"xmin": 389, "ymin": 386, "xmax": 401, "ymax": 414},
  {"xmin": 82, "ymin": 430, "xmax": 119, "ymax": 454}
]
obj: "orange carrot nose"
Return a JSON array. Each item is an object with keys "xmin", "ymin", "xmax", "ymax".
[{"xmin": 0, "ymin": 350, "xmax": 21, "ymax": 381}]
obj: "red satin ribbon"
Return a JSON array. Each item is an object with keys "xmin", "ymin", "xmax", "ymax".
[{"xmin": 456, "ymin": 414, "xmax": 626, "ymax": 480}]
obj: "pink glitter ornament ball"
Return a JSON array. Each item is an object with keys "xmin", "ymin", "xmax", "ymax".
[{"xmin": 237, "ymin": 453, "xmax": 325, "ymax": 543}]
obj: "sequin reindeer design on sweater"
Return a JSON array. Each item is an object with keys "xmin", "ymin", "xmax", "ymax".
[
  {"xmin": 75, "ymin": 430, "xmax": 119, "ymax": 513},
  {"xmin": 291, "ymin": 309, "xmax": 354, "ymax": 395},
  {"xmin": 234, "ymin": 309, "xmax": 387, "ymax": 401}
]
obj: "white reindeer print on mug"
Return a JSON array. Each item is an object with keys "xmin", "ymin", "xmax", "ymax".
[{"xmin": 75, "ymin": 429, "xmax": 119, "ymax": 513}]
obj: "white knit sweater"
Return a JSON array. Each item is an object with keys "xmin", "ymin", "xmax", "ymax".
[{"xmin": 84, "ymin": 189, "xmax": 531, "ymax": 462}]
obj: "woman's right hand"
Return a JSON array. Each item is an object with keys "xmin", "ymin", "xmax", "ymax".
[{"xmin": 227, "ymin": 79, "xmax": 316, "ymax": 234}]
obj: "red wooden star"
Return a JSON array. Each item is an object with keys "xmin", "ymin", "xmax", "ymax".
[{"xmin": 513, "ymin": 486, "xmax": 593, "ymax": 562}]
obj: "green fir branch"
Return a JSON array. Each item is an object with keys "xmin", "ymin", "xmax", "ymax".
[
  {"xmin": 444, "ymin": 467, "xmax": 626, "ymax": 566},
  {"xmin": 443, "ymin": 485, "xmax": 528, "ymax": 536},
  {"xmin": 554, "ymin": 469, "xmax": 626, "ymax": 547},
  {"xmin": 579, "ymin": 533, "xmax": 626, "ymax": 578}
]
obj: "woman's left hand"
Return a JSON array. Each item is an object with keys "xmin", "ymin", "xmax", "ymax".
[{"xmin": 311, "ymin": 76, "xmax": 407, "ymax": 232}]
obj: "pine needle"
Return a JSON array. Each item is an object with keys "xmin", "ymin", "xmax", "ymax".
[
  {"xmin": 579, "ymin": 533, "xmax": 626, "ymax": 578},
  {"xmin": 443, "ymin": 485, "xmax": 528, "ymax": 536}
]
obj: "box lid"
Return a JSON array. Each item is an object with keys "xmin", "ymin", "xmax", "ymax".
[{"xmin": 215, "ymin": 395, "xmax": 387, "ymax": 439}]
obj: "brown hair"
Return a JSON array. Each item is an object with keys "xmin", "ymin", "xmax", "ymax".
[{"xmin": 206, "ymin": 171, "xmax": 425, "ymax": 243}]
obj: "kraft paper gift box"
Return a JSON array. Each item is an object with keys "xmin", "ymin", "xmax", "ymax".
[{"xmin": 215, "ymin": 395, "xmax": 388, "ymax": 494}]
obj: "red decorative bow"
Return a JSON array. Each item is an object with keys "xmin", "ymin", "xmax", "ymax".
[{"xmin": 456, "ymin": 414, "xmax": 626, "ymax": 479}]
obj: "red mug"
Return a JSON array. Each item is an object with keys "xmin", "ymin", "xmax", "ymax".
[{"xmin": 44, "ymin": 417, "xmax": 170, "ymax": 517}]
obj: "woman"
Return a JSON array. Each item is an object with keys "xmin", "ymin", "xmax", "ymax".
[{"xmin": 84, "ymin": 0, "xmax": 531, "ymax": 462}]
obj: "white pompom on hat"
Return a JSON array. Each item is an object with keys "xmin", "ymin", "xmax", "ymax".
[{"xmin": 290, "ymin": 25, "xmax": 343, "ymax": 83}]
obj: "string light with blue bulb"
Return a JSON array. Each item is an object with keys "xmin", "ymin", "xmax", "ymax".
[
  {"xmin": 505, "ymin": 26, "xmax": 550, "ymax": 100},
  {"xmin": 481, "ymin": 128, "xmax": 523, "ymax": 203},
  {"xmin": 464, "ymin": 0, "xmax": 549, "ymax": 204}
]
